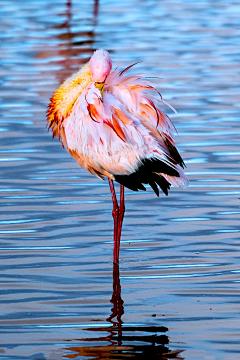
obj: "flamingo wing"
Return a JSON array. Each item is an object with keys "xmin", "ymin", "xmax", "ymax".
[{"xmin": 104, "ymin": 70, "xmax": 188, "ymax": 195}]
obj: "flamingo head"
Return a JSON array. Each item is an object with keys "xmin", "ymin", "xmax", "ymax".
[{"xmin": 90, "ymin": 49, "xmax": 112, "ymax": 95}]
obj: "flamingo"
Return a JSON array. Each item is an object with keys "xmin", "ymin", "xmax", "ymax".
[{"xmin": 47, "ymin": 49, "xmax": 188, "ymax": 264}]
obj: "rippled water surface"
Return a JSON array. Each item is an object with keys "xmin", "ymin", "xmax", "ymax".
[{"xmin": 1, "ymin": 1, "xmax": 240, "ymax": 359}]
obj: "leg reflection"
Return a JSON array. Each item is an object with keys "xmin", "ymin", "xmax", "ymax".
[
  {"xmin": 107, "ymin": 262, "xmax": 124, "ymax": 326},
  {"xmin": 106, "ymin": 262, "xmax": 124, "ymax": 347},
  {"xmin": 63, "ymin": 263, "xmax": 184, "ymax": 359}
]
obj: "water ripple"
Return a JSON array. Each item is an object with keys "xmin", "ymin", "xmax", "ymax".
[{"xmin": 1, "ymin": 0, "xmax": 240, "ymax": 359}]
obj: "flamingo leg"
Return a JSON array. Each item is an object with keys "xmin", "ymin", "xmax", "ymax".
[
  {"xmin": 108, "ymin": 179, "xmax": 119, "ymax": 263},
  {"xmin": 116, "ymin": 185, "xmax": 125, "ymax": 259}
]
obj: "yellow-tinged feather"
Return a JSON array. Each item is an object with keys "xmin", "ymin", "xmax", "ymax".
[{"xmin": 47, "ymin": 63, "xmax": 92, "ymax": 138}]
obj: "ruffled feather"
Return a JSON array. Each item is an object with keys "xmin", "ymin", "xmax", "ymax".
[{"xmin": 47, "ymin": 59, "xmax": 188, "ymax": 195}]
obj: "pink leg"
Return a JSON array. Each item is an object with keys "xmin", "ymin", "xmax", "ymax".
[
  {"xmin": 116, "ymin": 185, "xmax": 125, "ymax": 260},
  {"xmin": 108, "ymin": 179, "xmax": 119, "ymax": 263}
]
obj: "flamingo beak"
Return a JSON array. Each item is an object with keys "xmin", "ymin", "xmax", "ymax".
[
  {"xmin": 95, "ymin": 82, "xmax": 104, "ymax": 98},
  {"xmin": 94, "ymin": 75, "xmax": 107, "ymax": 99}
]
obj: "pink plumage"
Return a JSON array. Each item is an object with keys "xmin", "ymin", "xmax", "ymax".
[{"xmin": 47, "ymin": 49, "xmax": 188, "ymax": 262}]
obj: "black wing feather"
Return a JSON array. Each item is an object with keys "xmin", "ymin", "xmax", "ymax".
[
  {"xmin": 148, "ymin": 180, "xmax": 159, "ymax": 197},
  {"xmin": 164, "ymin": 137, "xmax": 186, "ymax": 168},
  {"xmin": 114, "ymin": 157, "xmax": 175, "ymax": 197}
]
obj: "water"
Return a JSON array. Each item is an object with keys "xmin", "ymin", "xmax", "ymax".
[{"xmin": 1, "ymin": 0, "xmax": 240, "ymax": 359}]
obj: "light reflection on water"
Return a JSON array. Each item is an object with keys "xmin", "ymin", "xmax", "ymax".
[{"xmin": 1, "ymin": 0, "xmax": 240, "ymax": 359}]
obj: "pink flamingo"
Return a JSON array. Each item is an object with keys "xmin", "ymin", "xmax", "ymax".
[{"xmin": 47, "ymin": 49, "xmax": 188, "ymax": 264}]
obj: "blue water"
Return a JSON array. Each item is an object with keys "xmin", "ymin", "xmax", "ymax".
[{"xmin": 1, "ymin": 0, "xmax": 240, "ymax": 359}]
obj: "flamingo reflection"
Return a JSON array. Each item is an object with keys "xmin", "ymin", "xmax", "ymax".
[
  {"xmin": 107, "ymin": 263, "xmax": 124, "ymax": 327},
  {"xmin": 63, "ymin": 262, "xmax": 184, "ymax": 359},
  {"xmin": 36, "ymin": 0, "xmax": 99, "ymax": 84}
]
